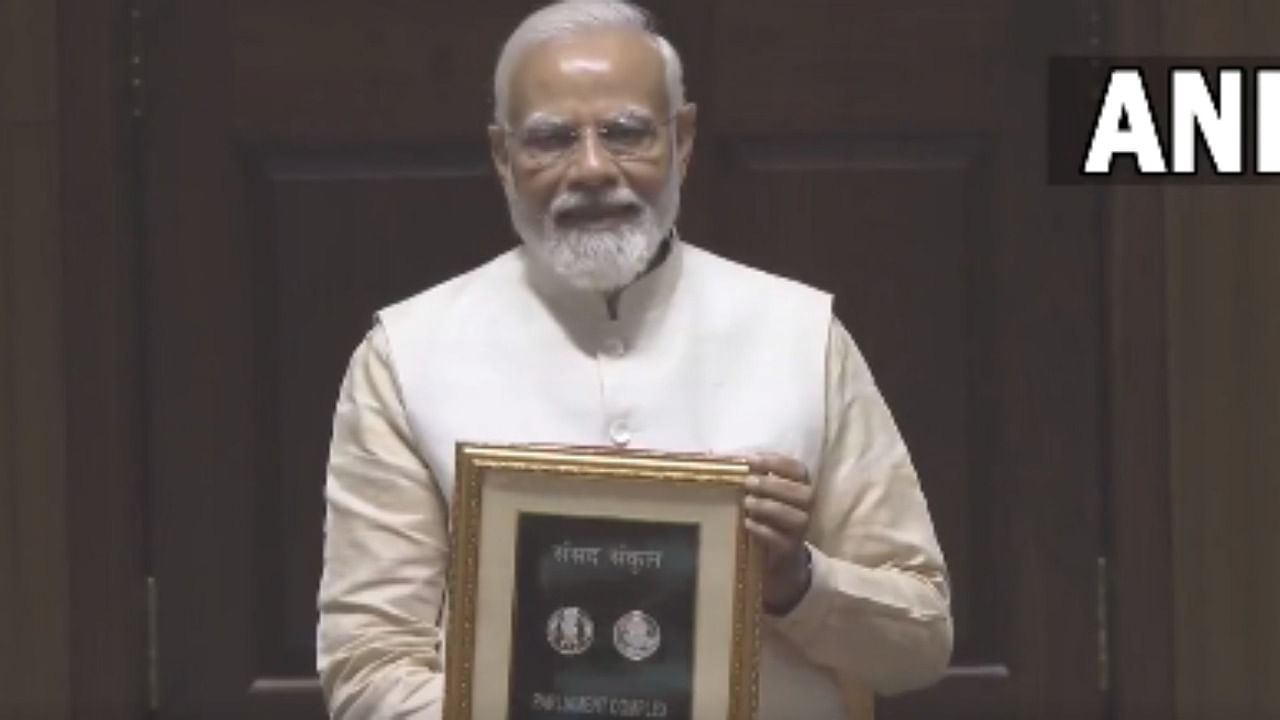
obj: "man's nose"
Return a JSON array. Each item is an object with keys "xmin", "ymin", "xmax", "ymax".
[{"xmin": 565, "ymin": 130, "xmax": 620, "ymax": 191}]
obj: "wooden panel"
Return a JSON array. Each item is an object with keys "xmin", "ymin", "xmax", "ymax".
[
  {"xmin": 246, "ymin": 145, "xmax": 509, "ymax": 686},
  {"xmin": 707, "ymin": 2, "xmax": 1005, "ymax": 131},
  {"xmin": 1168, "ymin": 184, "xmax": 1280, "ymax": 720},
  {"xmin": 1105, "ymin": 1, "xmax": 1176, "ymax": 719},
  {"xmin": 0, "ymin": 0, "xmax": 70, "ymax": 717},
  {"xmin": 0, "ymin": 61, "xmax": 17, "ymax": 720},
  {"xmin": 58, "ymin": 0, "xmax": 151, "ymax": 717},
  {"xmin": 150, "ymin": 138, "xmax": 512, "ymax": 717},
  {"xmin": 0, "ymin": 121, "xmax": 71, "ymax": 720},
  {"xmin": 230, "ymin": 1, "xmax": 529, "ymax": 138},
  {"xmin": 0, "ymin": 283, "xmax": 12, "ymax": 717},
  {"xmin": 704, "ymin": 2, "xmax": 1107, "ymax": 717},
  {"xmin": 1161, "ymin": 3, "xmax": 1280, "ymax": 720},
  {"xmin": 1, "ymin": 0, "xmax": 148, "ymax": 717},
  {"xmin": 146, "ymin": 0, "xmax": 253, "ymax": 714},
  {"xmin": 704, "ymin": 134, "xmax": 1102, "ymax": 720},
  {"xmin": 230, "ymin": 0, "xmax": 708, "ymax": 140},
  {"xmin": 711, "ymin": 135, "xmax": 989, "ymax": 663},
  {"xmin": 0, "ymin": 0, "xmax": 57, "ymax": 124}
]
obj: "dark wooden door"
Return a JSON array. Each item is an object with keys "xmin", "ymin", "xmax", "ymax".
[{"xmin": 143, "ymin": 1, "xmax": 1105, "ymax": 718}]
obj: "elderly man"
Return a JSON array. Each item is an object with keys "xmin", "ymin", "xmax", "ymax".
[{"xmin": 316, "ymin": 1, "xmax": 952, "ymax": 718}]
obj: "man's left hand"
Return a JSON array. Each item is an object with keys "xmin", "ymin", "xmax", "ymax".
[{"xmin": 744, "ymin": 454, "xmax": 814, "ymax": 613}]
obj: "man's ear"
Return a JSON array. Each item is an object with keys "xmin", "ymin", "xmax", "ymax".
[
  {"xmin": 674, "ymin": 103, "xmax": 697, "ymax": 180},
  {"xmin": 488, "ymin": 124, "xmax": 512, "ymax": 187}
]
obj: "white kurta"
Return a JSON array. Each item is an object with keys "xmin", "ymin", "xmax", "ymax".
[
  {"xmin": 379, "ymin": 239, "xmax": 829, "ymax": 500},
  {"xmin": 318, "ymin": 239, "xmax": 953, "ymax": 720}
]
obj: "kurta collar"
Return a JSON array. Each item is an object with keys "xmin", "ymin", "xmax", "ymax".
[{"xmin": 521, "ymin": 232, "xmax": 685, "ymax": 348}]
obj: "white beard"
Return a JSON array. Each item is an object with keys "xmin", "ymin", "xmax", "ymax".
[{"xmin": 506, "ymin": 170, "xmax": 680, "ymax": 292}]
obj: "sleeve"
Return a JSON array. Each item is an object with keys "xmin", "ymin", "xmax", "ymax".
[
  {"xmin": 768, "ymin": 316, "xmax": 954, "ymax": 695},
  {"xmin": 316, "ymin": 322, "xmax": 448, "ymax": 720}
]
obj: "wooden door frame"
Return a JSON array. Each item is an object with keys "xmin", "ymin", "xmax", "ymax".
[
  {"xmin": 54, "ymin": 0, "xmax": 150, "ymax": 717},
  {"xmin": 42, "ymin": 0, "xmax": 1172, "ymax": 718},
  {"xmin": 1102, "ymin": 0, "xmax": 1175, "ymax": 717}
]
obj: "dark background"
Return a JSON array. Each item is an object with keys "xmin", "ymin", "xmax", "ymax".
[
  {"xmin": 510, "ymin": 514, "xmax": 697, "ymax": 720},
  {"xmin": 1, "ymin": 1, "xmax": 1277, "ymax": 719}
]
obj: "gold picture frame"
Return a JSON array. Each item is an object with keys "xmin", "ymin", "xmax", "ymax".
[{"xmin": 444, "ymin": 442, "xmax": 764, "ymax": 720}]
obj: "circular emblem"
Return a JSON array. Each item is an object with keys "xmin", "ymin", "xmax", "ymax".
[
  {"xmin": 546, "ymin": 606, "xmax": 594, "ymax": 656},
  {"xmin": 613, "ymin": 610, "xmax": 661, "ymax": 661}
]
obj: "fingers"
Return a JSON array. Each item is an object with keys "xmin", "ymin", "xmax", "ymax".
[
  {"xmin": 744, "ymin": 494, "xmax": 808, "ymax": 535},
  {"xmin": 744, "ymin": 517, "xmax": 795, "ymax": 559},
  {"xmin": 747, "ymin": 453, "xmax": 810, "ymax": 485},
  {"xmin": 742, "ymin": 454, "xmax": 813, "ymax": 568},
  {"xmin": 747, "ymin": 472, "xmax": 813, "ymax": 511}
]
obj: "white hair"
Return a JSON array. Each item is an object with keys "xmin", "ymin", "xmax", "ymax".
[{"xmin": 493, "ymin": 0, "xmax": 686, "ymax": 124}]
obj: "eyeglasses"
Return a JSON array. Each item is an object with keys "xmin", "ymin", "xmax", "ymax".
[{"xmin": 505, "ymin": 112, "xmax": 676, "ymax": 169}]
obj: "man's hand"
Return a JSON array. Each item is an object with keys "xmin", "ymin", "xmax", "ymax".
[{"xmin": 744, "ymin": 453, "xmax": 814, "ymax": 613}]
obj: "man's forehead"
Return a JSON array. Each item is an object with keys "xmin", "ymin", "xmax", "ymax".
[{"xmin": 507, "ymin": 28, "xmax": 668, "ymax": 124}]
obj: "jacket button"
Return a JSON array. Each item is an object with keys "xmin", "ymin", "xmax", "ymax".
[{"xmin": 608, "ymin": 419, "xmax": 631, "ymax": 446}]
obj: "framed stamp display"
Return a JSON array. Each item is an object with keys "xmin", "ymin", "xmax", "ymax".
[{"xmin": 443, "ymin": 443, "xmax": 763, "ymax": 720}]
